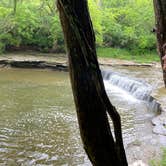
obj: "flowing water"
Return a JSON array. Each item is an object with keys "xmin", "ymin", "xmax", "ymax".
[{"xmin": 0, "ymin": 67, "xmax": 165, "ymax": 165}]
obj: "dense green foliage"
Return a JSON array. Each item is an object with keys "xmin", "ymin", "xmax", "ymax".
[
  {"xmin": 0, "ymin": 0, "xmax": 156, "ymax": 54},
  {"xmin": 89, "ymin": 0, "xmax": 155, "ymax": 50},
  {"xmin": 0, "ymin": 0, "xmax": 63, "ymax": 53}
]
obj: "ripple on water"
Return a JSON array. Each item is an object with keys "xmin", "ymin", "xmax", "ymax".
[{"xmin": 0, "ymin": 68, "xmax": 162, "ymax": 165}]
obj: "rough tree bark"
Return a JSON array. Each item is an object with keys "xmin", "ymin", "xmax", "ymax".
[
  {"xmin": 153, "ymin": 0, "xmax": 166, "ymax": 87},
  {"xmin": 57, "ymin": 0, "xmax": 128, "ymax": 165}
]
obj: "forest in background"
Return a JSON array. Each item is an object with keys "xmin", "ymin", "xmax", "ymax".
[{"xmin": 0, "ymin": 0, "xmax": 156, "ymax": 54}]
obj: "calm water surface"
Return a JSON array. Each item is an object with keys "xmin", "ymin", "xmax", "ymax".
[
  {"xmin": 0, "ymin": 69, "xmax": 89, "ymax": 165},
  {"xmin": 0, "ymin": 68, "xmax": 162, "ymax": 165}
]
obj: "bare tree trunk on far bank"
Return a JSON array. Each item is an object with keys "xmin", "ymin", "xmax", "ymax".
[
  {"xmin": 13, "ymin": 0, "xmax": 17, "ymax": 14},
  {"xmin": 153, "ymin": 0, "xmax": 166, "ymax": 87},
  {"xmin": 57, "ymin": 0, "xmax": 128, "ymax": 165}
]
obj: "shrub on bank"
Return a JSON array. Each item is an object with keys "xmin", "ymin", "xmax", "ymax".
[
  {"xmin": 0, "ymin": 0, "xmax": 157, "ymax": 55},
  {"xmin": 0, "ymin": 1, "xmax": 64, "ymax": 53}
]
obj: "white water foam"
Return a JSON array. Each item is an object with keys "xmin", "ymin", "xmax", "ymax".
[
  {"xmin": 104, "ymin": 80, "xmax": 139, "ymax": 103},
  {"xmin": 102, "ymin": 70, "xmax": 161, "ymax": 113}
]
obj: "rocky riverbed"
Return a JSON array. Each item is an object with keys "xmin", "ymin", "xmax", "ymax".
[{"xmin": 0, "ymin": 52, "xmax": 158, "ymax": 70}]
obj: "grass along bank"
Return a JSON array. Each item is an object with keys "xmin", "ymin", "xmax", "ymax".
[
  {"xmin": 97, "ymin": 47, "xmax": 160, "ymax": 63},
  {"xmin": 150, "ymin": 148, "xmax": 166, "ymax": 166}
]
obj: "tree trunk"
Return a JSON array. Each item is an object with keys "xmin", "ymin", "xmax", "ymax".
[
  {"xmin": 153, "ymin": 0, "xmax": 166, "ymax": 87},
  {"xmin": 57, "ymin": 0, "xmax": 128, "ymax": 165},
  {"xmin": 13, "ymin": 0, "xmax": 17, "ymax": 14}
]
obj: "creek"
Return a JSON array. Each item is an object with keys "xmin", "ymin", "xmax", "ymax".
[{"xmin": 0, "ymin": 66, "xmax": 165, "ymax": 165}]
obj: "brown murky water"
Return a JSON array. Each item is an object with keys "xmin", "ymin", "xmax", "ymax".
[{"xmin": 0, "ymin": 67, "xmax": 165, "ymax": 165}]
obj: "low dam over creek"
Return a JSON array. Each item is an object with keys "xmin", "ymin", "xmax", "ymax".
[
  {"xmin": 102, "ymin": 70, "xmax": 162, "ymax": 113},
  {"xmin": 0, "ymin": 65, "xmax": 165, "ymax": 165}
]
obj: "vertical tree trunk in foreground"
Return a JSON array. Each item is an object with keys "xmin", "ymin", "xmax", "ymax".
[
  {"xmin": 153, "ymin": 0, "xmax": 166, "ymax": 87},
  {"xmin": 57, "ymin": 0, "xmax": 128, "ymax": 165}
]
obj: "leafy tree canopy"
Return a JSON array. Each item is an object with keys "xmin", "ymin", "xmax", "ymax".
[{"xmin": 0, "ymin": 0, "xmax": 155, "ymax": 53}]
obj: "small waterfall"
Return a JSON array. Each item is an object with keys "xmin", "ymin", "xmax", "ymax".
[{"xmin": 102, "ymin": 70, "xmax": 161, "ymax": 113}]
